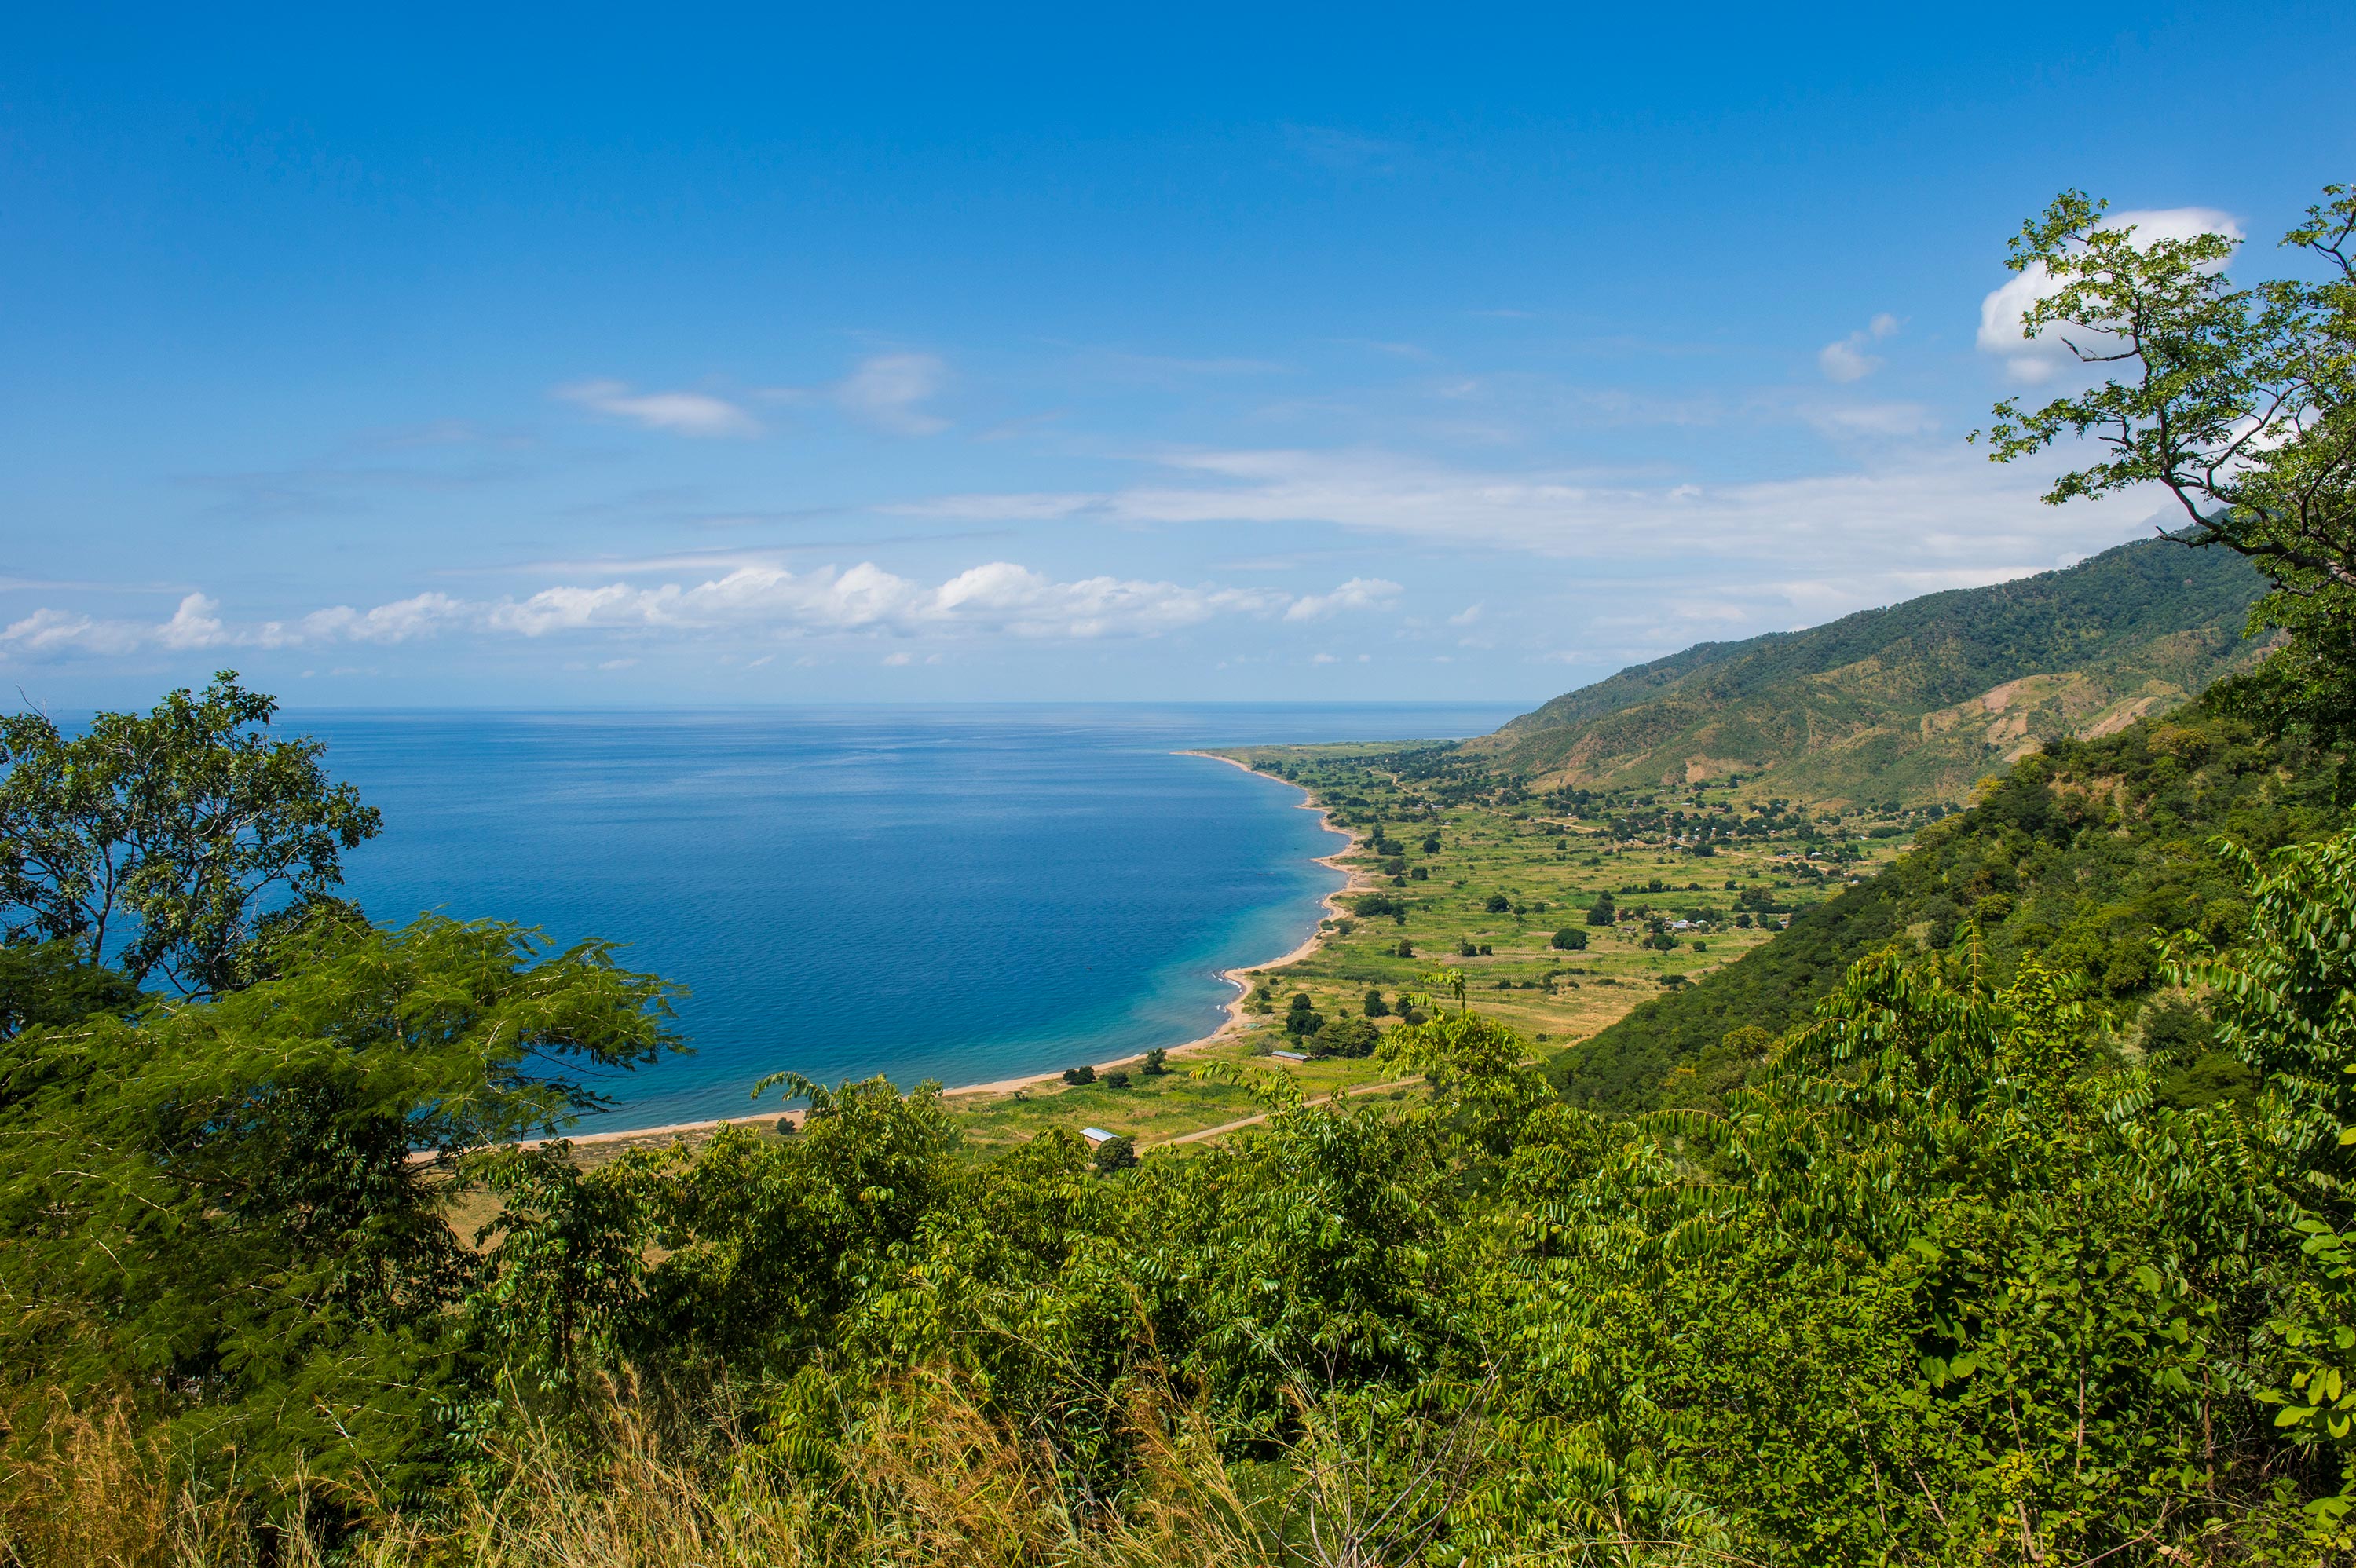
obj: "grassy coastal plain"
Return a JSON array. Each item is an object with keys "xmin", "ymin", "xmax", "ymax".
[{"xmin": 916, "ymin": 737, "xmax": 1933, "ymax": 1154}]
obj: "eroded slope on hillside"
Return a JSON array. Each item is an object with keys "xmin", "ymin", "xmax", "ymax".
[{"xmin": 1474, "ymin": 538, "xmax": 2266, "ymax": 803}]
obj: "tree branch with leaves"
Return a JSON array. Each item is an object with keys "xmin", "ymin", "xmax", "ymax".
[
  {"xmin": 0, "ymin": 671, "xmax": 381, "ymax": 994},
  {"xmin": 1977, "ymin": 182, "xmax": 2356, "ymax": 747}
]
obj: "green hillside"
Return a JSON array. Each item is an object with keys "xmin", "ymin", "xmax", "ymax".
[
  {"xmin": 1549, "ymin": 705, "xmax": 2343, "ymax": 1113},
  {"xmin": 1472, "ymin": 537, "xmax": 2266, "ymax": 804}
]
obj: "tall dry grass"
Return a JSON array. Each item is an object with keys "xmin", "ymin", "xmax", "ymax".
[
  {"xmin": 0, "ymin": 1373, "xmax": 1281, "ymax": 1568},
  {"xmin": 0, "ymin": 1392, "xmax": 285, "ymax": 1568},
  {"xmin": 2, "ymin": 1373, "xmax": 1703, "ymax": 1567}
]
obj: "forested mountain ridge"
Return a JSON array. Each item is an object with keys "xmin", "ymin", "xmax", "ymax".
[
  {"xmin": 1471, "ymin": 537, "xmax": 2266, "ymax": 804},
  {"xmin": 1550, "ymin": 704, "xmax": 2343, "ymax": 1114}
]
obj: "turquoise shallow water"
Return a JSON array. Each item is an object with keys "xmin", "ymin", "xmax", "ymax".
[{"xmin": 296, "ymin": 704, "xmax": 1524, "ymax": 1131}]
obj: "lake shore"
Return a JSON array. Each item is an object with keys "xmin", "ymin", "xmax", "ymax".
[{"xmin": 543, "ymin": 751, "xmax": 1361, "ymax": 1150}]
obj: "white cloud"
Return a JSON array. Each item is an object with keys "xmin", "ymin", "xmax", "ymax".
[
  {"xmin": 882, "ymin": 442, "xmax": 2170, "ymax": 634},
  {"xmin": 1283, "ymin": 576, "xmax": 1402, "ymax": 621},
  {"xmin": 834, "ymin": 353, "xmax": 949, "ymax": 436},
  {"xmin": 301, "ymin": 593, "xmax": 473, "ymax": 644},
  {"xmin": 1133, "ymin": 445, "xmax": 2153, "ymax": 571},
  {"xmin": 469, "ymin": 558, "xmax": 1284, "ymax": 642},
  {"xmin": 2, "ymin": 561, "xmax": 1330, "ymax": 663},
  {"xmin": 5, "ymin": 416, "xmax": 2186, "ymax": 680},
  {"xmin": 1817, "ymin": 313, "xmax": 1899, "ymax": 382},
  {"xmin": 3, "ymin": 594, "xmax": 289, "ymax": 660},
  {"xmin": 1977, "ymin": 207, "xmax": 2241, "ymax": 384},
  {"xmin": 155, "ymin": 593, "xmax": 230, "ymax": 649},
  {"xmin": 1, "ymin": 609, "xmax": 141, "ymax": 657},
  {"xmin": 555, "ymin": 379, "xmax": 760, "ymax": 437},
  {"xmin": 925, "ymin": 561, "xmax": 1288, "ymax": 638},
  {"xmin": 1817, "ymin": 340, "xmax": 1878, "ymax": 382}
]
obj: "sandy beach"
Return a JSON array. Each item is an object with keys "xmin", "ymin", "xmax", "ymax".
[{"xmin": 543, "ymin": 751, "xmax": 1364, "ymax": 1150}]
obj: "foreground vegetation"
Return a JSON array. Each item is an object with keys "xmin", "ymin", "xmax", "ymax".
[{"xmin": 8, "ymin": 793, "xmax": 2356, "ymax": 1566}]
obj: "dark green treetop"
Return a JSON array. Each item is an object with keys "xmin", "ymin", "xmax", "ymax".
[
  {"xmin": 0, "ymin": 910, "xmax": 681, "ymax": 1494},
  {"xmin": 0, "ymin": 671, "xmax": 382, "ymax": 995}
]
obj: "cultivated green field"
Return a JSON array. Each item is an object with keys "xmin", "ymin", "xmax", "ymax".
[
  {"xmin": 948, "ymin": 1039, "xmax": 1420, "ymax": 1153},
  {"xmin": 1198, "ymin": 741, "xmax": 1923, "ymax": 1051}
]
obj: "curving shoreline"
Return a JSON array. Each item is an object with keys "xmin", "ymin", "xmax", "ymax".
[
  {"xmin": 544, "ymin": 751, "xmax": 1362, "ymax": 1150},
  {"xmin": 938, "ymin": 754, "xmax": 1365, "ymax": 1095}
]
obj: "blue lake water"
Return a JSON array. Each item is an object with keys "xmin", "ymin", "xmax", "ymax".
[{"xmin": 295, "ymin": 704, "xmax": 1524, "ymax": 1131}]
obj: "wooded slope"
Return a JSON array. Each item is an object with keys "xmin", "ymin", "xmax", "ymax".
[
  {"xmin": 1549, "ymin": 707, "xmax": 2341, "ymax": 1113},
  {"xmin": 1473, "ymin": 538, "xmax": 2266, "ymax": 804}
]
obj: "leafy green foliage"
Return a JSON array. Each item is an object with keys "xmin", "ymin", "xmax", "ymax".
[
  {"xmin": 0, "ymin": 939, "xmax": 139, "ymax": 1039},
  {"xmin": 423, "ymin": 858, "xmax": 2356, "ymax": 1563},
  {"xmin": 0, "ymin": 912, "xmax": 680, "ymax": 1500},
  {"xmin": 10, "ymin": 836, "xmax": 2356, "ymax": 1559},
  {"xmin": 0, "ymin": 671, "xmax": 381, "ymax": 995},
  {"xmin": 1306, "ymin": 1014, "xmax": 1379, "ymax": 1058},
  {"xmin": 1980, "ymin": 185, "xmax": 2356, "ymax": 755},
  {"xmin": 2179, "ymin": 829, "xmax": 2356, "ymax": 1208},
  {"xmin": 1498, "ymin": 942, "xmax": 2306, "ymax": 1563}
]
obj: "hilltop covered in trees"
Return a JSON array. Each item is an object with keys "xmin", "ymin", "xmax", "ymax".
[{"xmin": 1466, "ymin": 536, "xmax": 2266, "ymax": 803}]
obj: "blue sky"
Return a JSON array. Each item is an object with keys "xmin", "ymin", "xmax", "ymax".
[{"xmin": 5, "ymin": 2, "xmax": 2352, "ymax": 707}]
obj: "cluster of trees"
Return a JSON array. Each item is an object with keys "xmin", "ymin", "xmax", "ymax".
[
  {"xmin": 1272, "ymin": 989, "xmax": 1398, "ymax": 1058},
  {"xmin": 0, "ymin": 675, "xmax": 381, "ymax": 998},
  {"xmin": 1063, "ymin": 1055, "xmax": 1163, "ymax": 1088}
]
